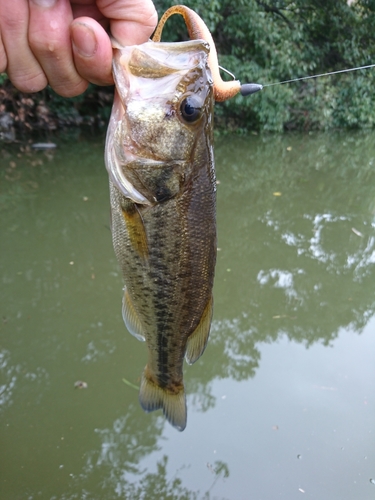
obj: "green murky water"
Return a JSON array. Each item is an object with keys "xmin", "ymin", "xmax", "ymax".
[{"xmin": 1, "ymin": 131, "xmax": 375, "ymax": 499}]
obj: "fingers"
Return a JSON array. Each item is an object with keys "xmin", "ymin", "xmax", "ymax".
[
  {"xmin": 28, "ymin": 0, "xmax": 88, "ymax": 97},
  {"xmin": 0, "ymin": 0, "xmax": 159, "ymax": 96},
  {"xmin": 0, "ymin": 30, "xmax": 7, "ymax": 74},
  {"xmin": 97, "ymin": 0, "xmax": 158, "ymax": 46},
  {"xmin": 70, "ymin": 0, "xmax": 158, "ymax": 87},
  {"xmin": 0, "ymin": 0, "xmax": 47, "ymax": 92},
  {"xmin": 0, "ymin": 0, "xmax": 88, "ymax": 95},
  {"xmin": 70, "ymin": 17, "xmax": 113, "ymax": 86}
]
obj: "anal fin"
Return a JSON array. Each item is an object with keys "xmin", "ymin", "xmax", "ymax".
[
  {"xmin": 139, "ymin": 368, "xmax": 187, "ymax": 432},
  {"xmin": 185, "ymin": 296, "xmax": 213, "ymax": 365},
  {"xmin": 122, "ymin": 288, "xmax": 146, "ymax": 341}
]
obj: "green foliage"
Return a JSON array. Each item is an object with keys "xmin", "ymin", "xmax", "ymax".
[
  {"xmin": 2, "ymin": 1, "xmax": 375, "ymax": 133},
  {"xmin": 154, "ymin": 0, "xmax": 375, "ymax": 131},
  {"xmin": 0, "ymin": 73, "xmax": 8, "ymax": 85}
]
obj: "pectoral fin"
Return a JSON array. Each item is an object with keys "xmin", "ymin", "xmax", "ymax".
[
  {"xmin": 122, "ymin": 288, "xmax": 146, "ymax": 341},
  {"xmin": 185, "ymin": 296, "xmax": 213, "ymax": 365},
  {"xmin": 121, "ymin": 203, "xmax": 149, "ymax": 260}
]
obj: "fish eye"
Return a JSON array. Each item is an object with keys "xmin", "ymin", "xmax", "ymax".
[{"xmin": 179, "ymin": 95, "xmax": 202, "ymax": 123}]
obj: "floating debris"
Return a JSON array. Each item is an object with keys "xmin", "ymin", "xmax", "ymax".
[
  {"xmin": 74, "ymin": 380, "xmax": 88, "ymax": 389},
  {"xmin": 122, "ymin": 378, "xmax": 139, "ymax": 391},
  {"xmin": 31, "ymin": 143, "xmax": 57, "ymax": 150},
  {"xmin": 351, "ymin": 227, "xmax": 364, "ymax": 237}
]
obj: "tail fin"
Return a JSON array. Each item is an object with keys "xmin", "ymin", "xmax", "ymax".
[{"xmin": 139, "ymin": 370, "xmax": 187, "ymax": 432}]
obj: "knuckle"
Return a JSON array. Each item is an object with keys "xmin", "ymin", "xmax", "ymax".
[
  {"xmin": 74, "ymin": 59, "xmax": 112, "ymax": 87},
  {"xmin": 1, "ymin": 14, "xmax": 26, "ymax": 35},
  {"xmin": 11, "ymin": 71, "xmax": 48, "ymax": 93},
  {"xmin": 52, "ymin": 78, "xmax": 88, "ymax": 98},
  {"xmin": 28, "ymin": 31, "xmax": 56, "ymax": 56},
  {"xmin": 145, "ymin": 5, "xmax": 159, "ymax": 29},
  {"xmin": 134, "ymin": 2, "xmax": 158, "ymax": 34}
]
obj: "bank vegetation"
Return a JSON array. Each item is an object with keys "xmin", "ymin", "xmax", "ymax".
[{"xmin": 1, "ymin": 0, "xmax": 375, "ymax": 139}]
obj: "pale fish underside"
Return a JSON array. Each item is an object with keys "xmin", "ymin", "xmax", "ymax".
[{"xmin": 105, "ymin": 39, "xmax": 216, "ymax": 431}]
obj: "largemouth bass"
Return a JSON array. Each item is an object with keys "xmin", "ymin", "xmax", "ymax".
[{"xmin": 105, "ymin": 5, "xmax": 257, "ymax": 431}]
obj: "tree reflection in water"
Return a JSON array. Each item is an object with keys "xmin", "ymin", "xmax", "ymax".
[
  {"xmin": 1, "ymin": 131, "xmax": 375, "ymax": 498},
  {"xmin": 66, "ymin": 132, "xmax": 375, "ymax": 496},
  {"xmin": 206, "ymin": 131, "xmax": 375, "ymax": 379},
  {"xmin": 62, "ymin": 411, "xmax": 226, "ymax": 499}
]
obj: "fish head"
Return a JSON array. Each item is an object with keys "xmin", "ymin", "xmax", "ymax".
[
  {"xmin": 113, "ymin": 39, "xmax": 213, "ymax": 161},
  {"xmin": 105, "ymin": 39, "xmax": 214, "ymax": 203}
]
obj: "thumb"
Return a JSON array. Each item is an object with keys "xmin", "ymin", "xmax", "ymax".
[{"xmin": 70, "ymin": 18, "xmax": 113, "ymax": 86}]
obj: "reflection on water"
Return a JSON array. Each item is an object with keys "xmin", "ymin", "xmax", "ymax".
[{"xmin": 1, "ymin": 132, "xmax": 375, "ymax": 499}]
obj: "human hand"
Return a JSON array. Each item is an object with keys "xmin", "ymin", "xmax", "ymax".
[{"xmin": 0, "ymin": 0, "xmax": 158, "ymax": 97}]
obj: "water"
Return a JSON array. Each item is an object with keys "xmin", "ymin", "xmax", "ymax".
[{"xmin": 1, "ymin": 131, "xmax": 375, "ymax": 499}]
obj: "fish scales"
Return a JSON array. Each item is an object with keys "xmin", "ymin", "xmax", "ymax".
[
  {"xmin": 109, "ymin": 148, "xmax": 216, "ymax": 374},
  {"xmin": 106, "ymin": 38, "xmax": 216, "ymax": 431}
]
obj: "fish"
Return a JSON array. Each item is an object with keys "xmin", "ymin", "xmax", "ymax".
[{"xmin": 105, "ymin": 5, "xmax": 256, "ymax": 431}]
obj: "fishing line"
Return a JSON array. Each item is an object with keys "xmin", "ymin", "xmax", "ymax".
[
  {"xmin": 262, "ymin": 63, "xmax": 375, "ymax": 87},
  {"xmin": 238, "ymin": 62, "xmax": 375, "ymax": 95},
  {"xmin": 218, "ymin": 65, "xmax": 237, "ymax": 80}
]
